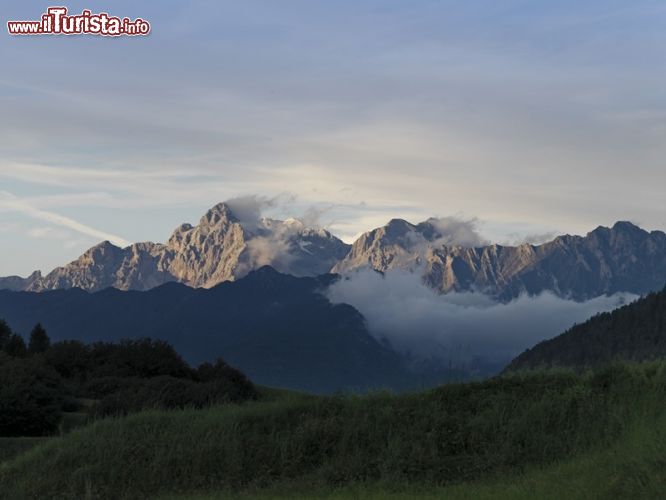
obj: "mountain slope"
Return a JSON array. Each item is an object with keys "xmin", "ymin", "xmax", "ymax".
[
  {"xmin": 335, "ymin": 220, "xmax": 666, "ymax": 300},
  {"xmin": 0, "ymin": 267, "xmax": 404, "ymax": 393},
  {"xmin": 505, "ymin": 285, "xmax": 666, "ymax": 371},
  {"xmin": 13, "ymin": 203, "xmax": 350, "ymax": 293}
]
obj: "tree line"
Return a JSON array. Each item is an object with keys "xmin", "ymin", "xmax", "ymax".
[
  {"xmin": 0, "ymin": 319, "xmax": 258, "ymax": 437},
  {"xmin": 0, "ymin": 320, "xmax": 50, "ymax": 357},
  {"xmin": 506, "ymin": 285, "xmax": 666, "ymax": 371}
]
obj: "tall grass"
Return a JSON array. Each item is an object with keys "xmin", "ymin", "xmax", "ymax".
[
  {"xmin": 1, "ymin": 363, "xmax": 665, "ymax": 499},
  {"xmin": 0, "ymin": 437, "xmax": 48, "ymax": 464}
]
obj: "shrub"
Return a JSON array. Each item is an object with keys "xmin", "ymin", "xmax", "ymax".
[
  {"xmin": 0, "ymin": 354, "xmax": 65, "ymax": 436},
  {"xmin": 93, "ymin": 373, "xmax": 258, "ymax": 417},
  {"xmin": 44, "ymin": 340, "xmax": 91, "ymax": 380},
  {"xmin": 89, "ymin": 339, "xmax": 193, "ymax": 379},
  {"xmin": 83, "ymin": 376, "xmax": 143, "ymax": 399},
  {"xmin": 196, "ymin": 359, "xmax": 258, "ymax": 402}
]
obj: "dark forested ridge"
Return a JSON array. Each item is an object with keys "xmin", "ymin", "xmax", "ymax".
[
  {"xmin": 0, "ymin": 267, "xmax": 408, "ymax": 393},
  {"xmin": 506, "ymin": 285, "xmax": 666, "ymax": 372}
]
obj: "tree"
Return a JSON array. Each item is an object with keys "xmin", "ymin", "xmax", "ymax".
[
  {"xmin": 90, "ymin": 338, "xmax": 192, "ymax": 379},
  {"xmin": 0, "ymin": 354, "xmax": 64, "ymax": 436},
  {"xmin": 0, "ymin": 319, "xmax": 11, "ymax": 351},
  {"xmin": 28, "ymin": 323, "xmax": 51, "ymax": 354},
  {"xmin": 4, "ymin": 334, "xmax": 27, "ymax": 357},
  {"xmin": 44, "ymin": 340, "xmax": 90, "ymax": 380}
]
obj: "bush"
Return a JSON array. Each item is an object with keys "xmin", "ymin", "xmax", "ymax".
[
  {"xmin": 0, "ymin": 354, "xmax": 66, "ymax": 436},
  {"xmin": 196, "ymin": 359, "xmax": 258, "ymax": 402},
  {"xmin": 83, "ymin": 376, "xmax": 143, "ymax": 399},
  {"xmin": 44, "ymin": 340, "xmax": 91, "ymax": 380},
  {"xmin": 89, "ymin": 339, "xmax": 193, "ymax": 379},
  {"xmin": 93, "ymin": 372, "xmax": 258, "ymax": 417}
]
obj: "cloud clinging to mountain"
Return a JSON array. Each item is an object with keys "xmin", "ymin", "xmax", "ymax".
[{"xmin": 327, "ymin": 269, "xmax": 637, "ymax": 365}]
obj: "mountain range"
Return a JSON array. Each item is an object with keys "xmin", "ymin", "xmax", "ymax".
[
  {"xmin": 0, "ymin": 203, "xmax": 349, "ymax": 293},
  {"xmin": 2, "ymin": 202, "xmax": 666, "ymax": 301},
  {"xmin": 336, "ymin": 219, "xmax": 666, "ymax": 300}
]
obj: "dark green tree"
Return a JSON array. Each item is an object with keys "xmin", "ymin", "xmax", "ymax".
[
  {"xmin": 44, "ymin": 340, "xmax": 90, "ymax": 380},
  {"xmin": 5, "ymin": 334, "xmax": 27, "ymax": 357},
  {"xmin": 0, "ymin": 354, "xmax": 64, "ymax": 436},
  {"xmin": 28, "ymin": 323, "xmax": 51, "ymax": 354},
  {"xmin": 0, "ymin": 319, "xmax": 11, "ymax": 351}
]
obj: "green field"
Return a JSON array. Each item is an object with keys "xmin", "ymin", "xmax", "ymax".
[
  {"xmin": 163, "ymin": 410, "xmax": 666, "ymax": 499},
  {"xmin": 1, "ymin": 363, "xmax": 665, "ymax": 499}
]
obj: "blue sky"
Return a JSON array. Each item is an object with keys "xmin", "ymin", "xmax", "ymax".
[{"xmin": 1, "ymin": 1, "xmax": 666, "ymax": 275}]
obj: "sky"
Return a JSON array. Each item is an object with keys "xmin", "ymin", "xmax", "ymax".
[{"xmin": 1, "ymin": 1, "xmax": 666, "ymax": 276}]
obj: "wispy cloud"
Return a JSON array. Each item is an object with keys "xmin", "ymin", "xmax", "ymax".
[
  {"xmin": 0, "ymin": 162, "xmax": 258, "ymax": 210},
  {"xmin": 26, "ymin": 226, "xmax": 87, "ymax": 249},
  {"xmin": 0, "ymin": 191, "xmax": 130, "ymax": 247}
]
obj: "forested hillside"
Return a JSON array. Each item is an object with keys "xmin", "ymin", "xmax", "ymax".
[{"xmin": 507, "ymin": 286, "xmax": 666, "ymax": 371}]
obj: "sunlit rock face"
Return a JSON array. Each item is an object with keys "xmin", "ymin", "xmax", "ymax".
[
  {"xmin": 334, "ymin": 220, "xmax": 666, "ymax": 301},
  {"xmin": 15, "ymin": 202, "xmax": 350, "ymax": 292}
]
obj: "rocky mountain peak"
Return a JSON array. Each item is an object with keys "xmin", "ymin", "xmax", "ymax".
[
  {"xmin": 199, "ymin": 202, "xmax": 240, "ymax": 227},
  {"xmin": 588, "ymin": 221, "xmax": 646, "ymax": 238},
  {"xmin": 612, "ymin": 220, "xmax": 641, "ymax": 230},
  {"xmin": 584, "ymin": 222, "xmax": 655, "ymax": 252},
  {"xmin": 6, "ymin": 201, "xmax": 349, "ymax": 292},
  {"xmin": 26, "ymin": 270, "xmax": 42, "ymax": 280},
  {"xmin": 282, "ymin": 217, "xmax": 305, "ymax": 228},
  {"xmin": 610, "ymin": 221, "xmax": 647, "ymax": 238},
  {"xmin": 88, "ymin": 240, "xmax": 120, "ymax": 251},
  {"xmin": 81, "ymin": 240, "xmax": 124, "ymax": 262},
  {"xmin": 383, "ymin": 219, "xmax": 416, "ymax": 238}
]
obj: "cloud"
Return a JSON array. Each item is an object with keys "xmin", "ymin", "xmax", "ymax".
[
  {"xmin": 2, "ymin": 2, "xmax": 666, "ymax": 247},
  {"xmin": 0, "ymin": 163, "xmax": 249, "ymax": 209},
  {"xmin": 26, "ymin": 226, "xmax": 88, "ymax": 249},
  {"xmin": 502, "ymin": 231, "xmax": 559, "ymax": 246},
  {"xmin": 299, "ymin": 205, "xmax": 333, "ymax": 229},
  {"xmin": 224, "ymin": 195, "xmax": 343, "ymax": 277},
  {"xmin": 0, "ymin": 191, "xmax": 130, "ymax": 248},
  {"xmin": 3, "ymin": 3, "xmax": 666, "ymax": 277},
  {"xmin": 241, "ymin": 234, "xmax": 296, "ymax": 276},
  {"xmin": 27, "ymin": 226, "xmax": 71, "ymax": 240},
  {"xmin": 327, "ymin": 269, "xmax": 637, "ymax": 369},
  {"xmin": 226, "ymin": 195, "xmax": 307, "ymax": 277},
  {"xmin": 224, "ymin": 195, "xmax": 278, "ymax": 229},
  {"xmin": 421, "ymin": 216, "xmax": 488, "ymax": 248}
]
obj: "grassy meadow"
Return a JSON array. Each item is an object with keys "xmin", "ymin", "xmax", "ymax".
[{"xmin": 1, "ymin": 363, "xmax": 665, "ymax": 499}]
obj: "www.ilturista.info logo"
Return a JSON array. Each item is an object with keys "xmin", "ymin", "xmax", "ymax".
[{"xmin": 7, "ymin": 7, "xmax": 151, "ymax": 36}]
